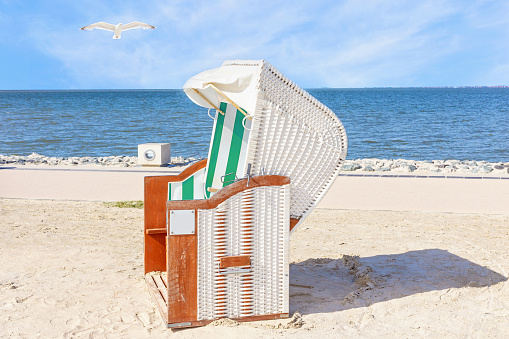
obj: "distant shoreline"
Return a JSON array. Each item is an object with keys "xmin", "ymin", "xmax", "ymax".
[{"xmin": 1, "ymin": 86, "xmax": 509, "ymax": 92}]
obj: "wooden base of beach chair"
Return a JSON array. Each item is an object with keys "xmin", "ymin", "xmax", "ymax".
[
  {"xmin": 144, "ymin": 173, "xmax": 291, "ymax": 328},
  {"xmin": 145, "ymin": 272, "xmax": 288, "ymax": 328}
]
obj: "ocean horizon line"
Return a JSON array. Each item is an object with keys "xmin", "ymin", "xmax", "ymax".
[{"xmin": 1, "ymin": 86, "xmax": 509, "ymax": 92}]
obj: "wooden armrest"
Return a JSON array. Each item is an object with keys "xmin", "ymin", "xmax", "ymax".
[
  {"xmin": 167, "ymin": 175, "xmax": 291, "ymax": 211},
  {"xmin": 162, "ymin": 158, "xmax": 208, "ymax": 183},
  {"xmin": 146, "ymin": 228, "xmax": 167, "ymax": 235}
]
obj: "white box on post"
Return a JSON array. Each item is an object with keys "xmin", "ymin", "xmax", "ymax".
[{"xmin": 138, "ymin": 143, "xmax": 171, "ymax": 166}]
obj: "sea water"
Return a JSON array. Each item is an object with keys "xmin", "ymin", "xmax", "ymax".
[{"xmin": 0, "ymin": 88, "xmax": 507, "ymax": 162}]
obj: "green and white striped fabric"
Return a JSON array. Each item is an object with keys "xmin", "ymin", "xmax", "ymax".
[
  {"xmin": 204, "ymin": 102, "xmax": 251, "ymax": 198},
  {"xmin": 168, "ymin": 167, "xmax": 206, "ymax": 201},
  {"xmin": 168, "ymin": 102, "xmax": 251, "ymax": 201}
]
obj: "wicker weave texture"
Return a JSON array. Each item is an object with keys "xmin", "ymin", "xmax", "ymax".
[
  {"xmin": 197, "ymin": 185, "xmax": 289, "ymax": 320},
  {"xmin": 223, "ymin": 60, "xmax": 347, "ymax": 220}
]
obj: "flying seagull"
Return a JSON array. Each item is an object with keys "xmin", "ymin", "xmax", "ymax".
[{"xmin": 79, "ymin": 21, "xmax": 156, "ymax": 39}]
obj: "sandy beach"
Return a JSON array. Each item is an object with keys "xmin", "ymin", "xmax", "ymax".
[
  {"xmin": 3, "ymin": 1, "xmax": 509, "ymax": 337},
  {"xmin": 1, "ymin": 166, "xmax": 508, "ymax": 338}
]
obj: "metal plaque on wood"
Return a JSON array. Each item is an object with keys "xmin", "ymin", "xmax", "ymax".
[{"xmin": 168, "ymin": 209, "xmax": 195, "ymax": 235}]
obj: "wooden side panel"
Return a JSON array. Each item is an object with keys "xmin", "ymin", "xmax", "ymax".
[
  {"xmin": 144, "ymin": 159, "xmax": 207, "ymax": 274},
  {"xmin": 144, "ymin": 176, "xmax": 170, "ymax": 274},
  {"xmin": 167, "ymin": 211, "xmax": 198, "ymax": 323}
]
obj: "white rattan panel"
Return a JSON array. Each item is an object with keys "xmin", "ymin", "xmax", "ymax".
[
  {"xmin": 223, "ymin": 60, "xmax": 348, "ymax": 222},
  {"xmin": 197, "ymin": 185, "xmax": 289, "ymax": 320}
]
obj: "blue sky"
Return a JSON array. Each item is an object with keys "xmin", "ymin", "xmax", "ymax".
[{"xmin": 1, "ymin": 0, "xmax": 508, "ymax": 89}]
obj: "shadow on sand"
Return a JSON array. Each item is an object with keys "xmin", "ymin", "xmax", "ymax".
[{"xmin": 289, "ymin": 249, "xmax": 507, "ymax": 315}]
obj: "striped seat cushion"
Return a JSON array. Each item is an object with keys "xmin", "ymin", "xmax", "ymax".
[{"xmin": 168, "ymin": 102, "xmax": 251, "ymax": 201}]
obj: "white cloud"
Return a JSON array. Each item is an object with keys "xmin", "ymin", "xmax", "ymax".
[
  {"xmin": 267, "ymin": 1, "xmax": 463, "ymax": 87},
  {"xmin": 18, "ymin": 0, "xmax": 509, "ymax": 88}
]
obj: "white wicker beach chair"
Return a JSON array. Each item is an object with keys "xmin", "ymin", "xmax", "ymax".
[{"xmin": 144, "ymin": 60, "xmax": 347, "ymax": 328}]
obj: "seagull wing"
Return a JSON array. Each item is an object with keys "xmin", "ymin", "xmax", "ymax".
[
  {"xmin": 79, "ymin": 22, "xmax": 116, "ymax": 31},
  {"xmin": 121, "ymin": 21, "xmax": 156, "ymax": 31}
]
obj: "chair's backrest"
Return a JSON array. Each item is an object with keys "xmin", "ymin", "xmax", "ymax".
[
  {"xmin": 184, "ymin": 60, "xmax": 347, "ymax": 231},
  {"xmin": 203, "ymin": 101, "xmax": 251, "ymax": 198},
  {"xmin": 168, "ymin": 101, "xmax": 251, "ymax": 201}
]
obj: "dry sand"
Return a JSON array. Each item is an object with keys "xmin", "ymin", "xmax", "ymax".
[{"xmin": 1, "ymin": 198, "xmax": 508, "ymax": 338}]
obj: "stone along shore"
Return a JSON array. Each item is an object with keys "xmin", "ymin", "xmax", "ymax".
[
  {"xmin": 341, "ymin": 158, "xmax": 509, "ymax": 174},
  {"xmin": 0, "ymin": 153, "xmax": 196, "ymax": 167},
  {"xmin": 1, "ymin": 153, "xmax": 508, "ymax": 174}
]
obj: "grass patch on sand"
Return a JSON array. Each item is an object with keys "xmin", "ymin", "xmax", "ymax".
[{"xmin": 103, "ymin": 201, "xmax": 144, "ymax": 209}]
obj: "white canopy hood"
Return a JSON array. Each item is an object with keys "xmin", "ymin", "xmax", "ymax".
[{"xmin": 183, "ymin": 61, "xmax": 263, "ymax": 116}]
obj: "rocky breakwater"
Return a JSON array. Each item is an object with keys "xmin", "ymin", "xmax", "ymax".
[
  {"xmin": 341, "ymin": 159, "xmax": 509, "ymax": 175},
  {"xmin": 0, "ymin": 153, "xmax": 194, "ymax": 167},
  {"xmin": 2, "ymin": 153, "xmax": 508, "ymax": 174}
]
